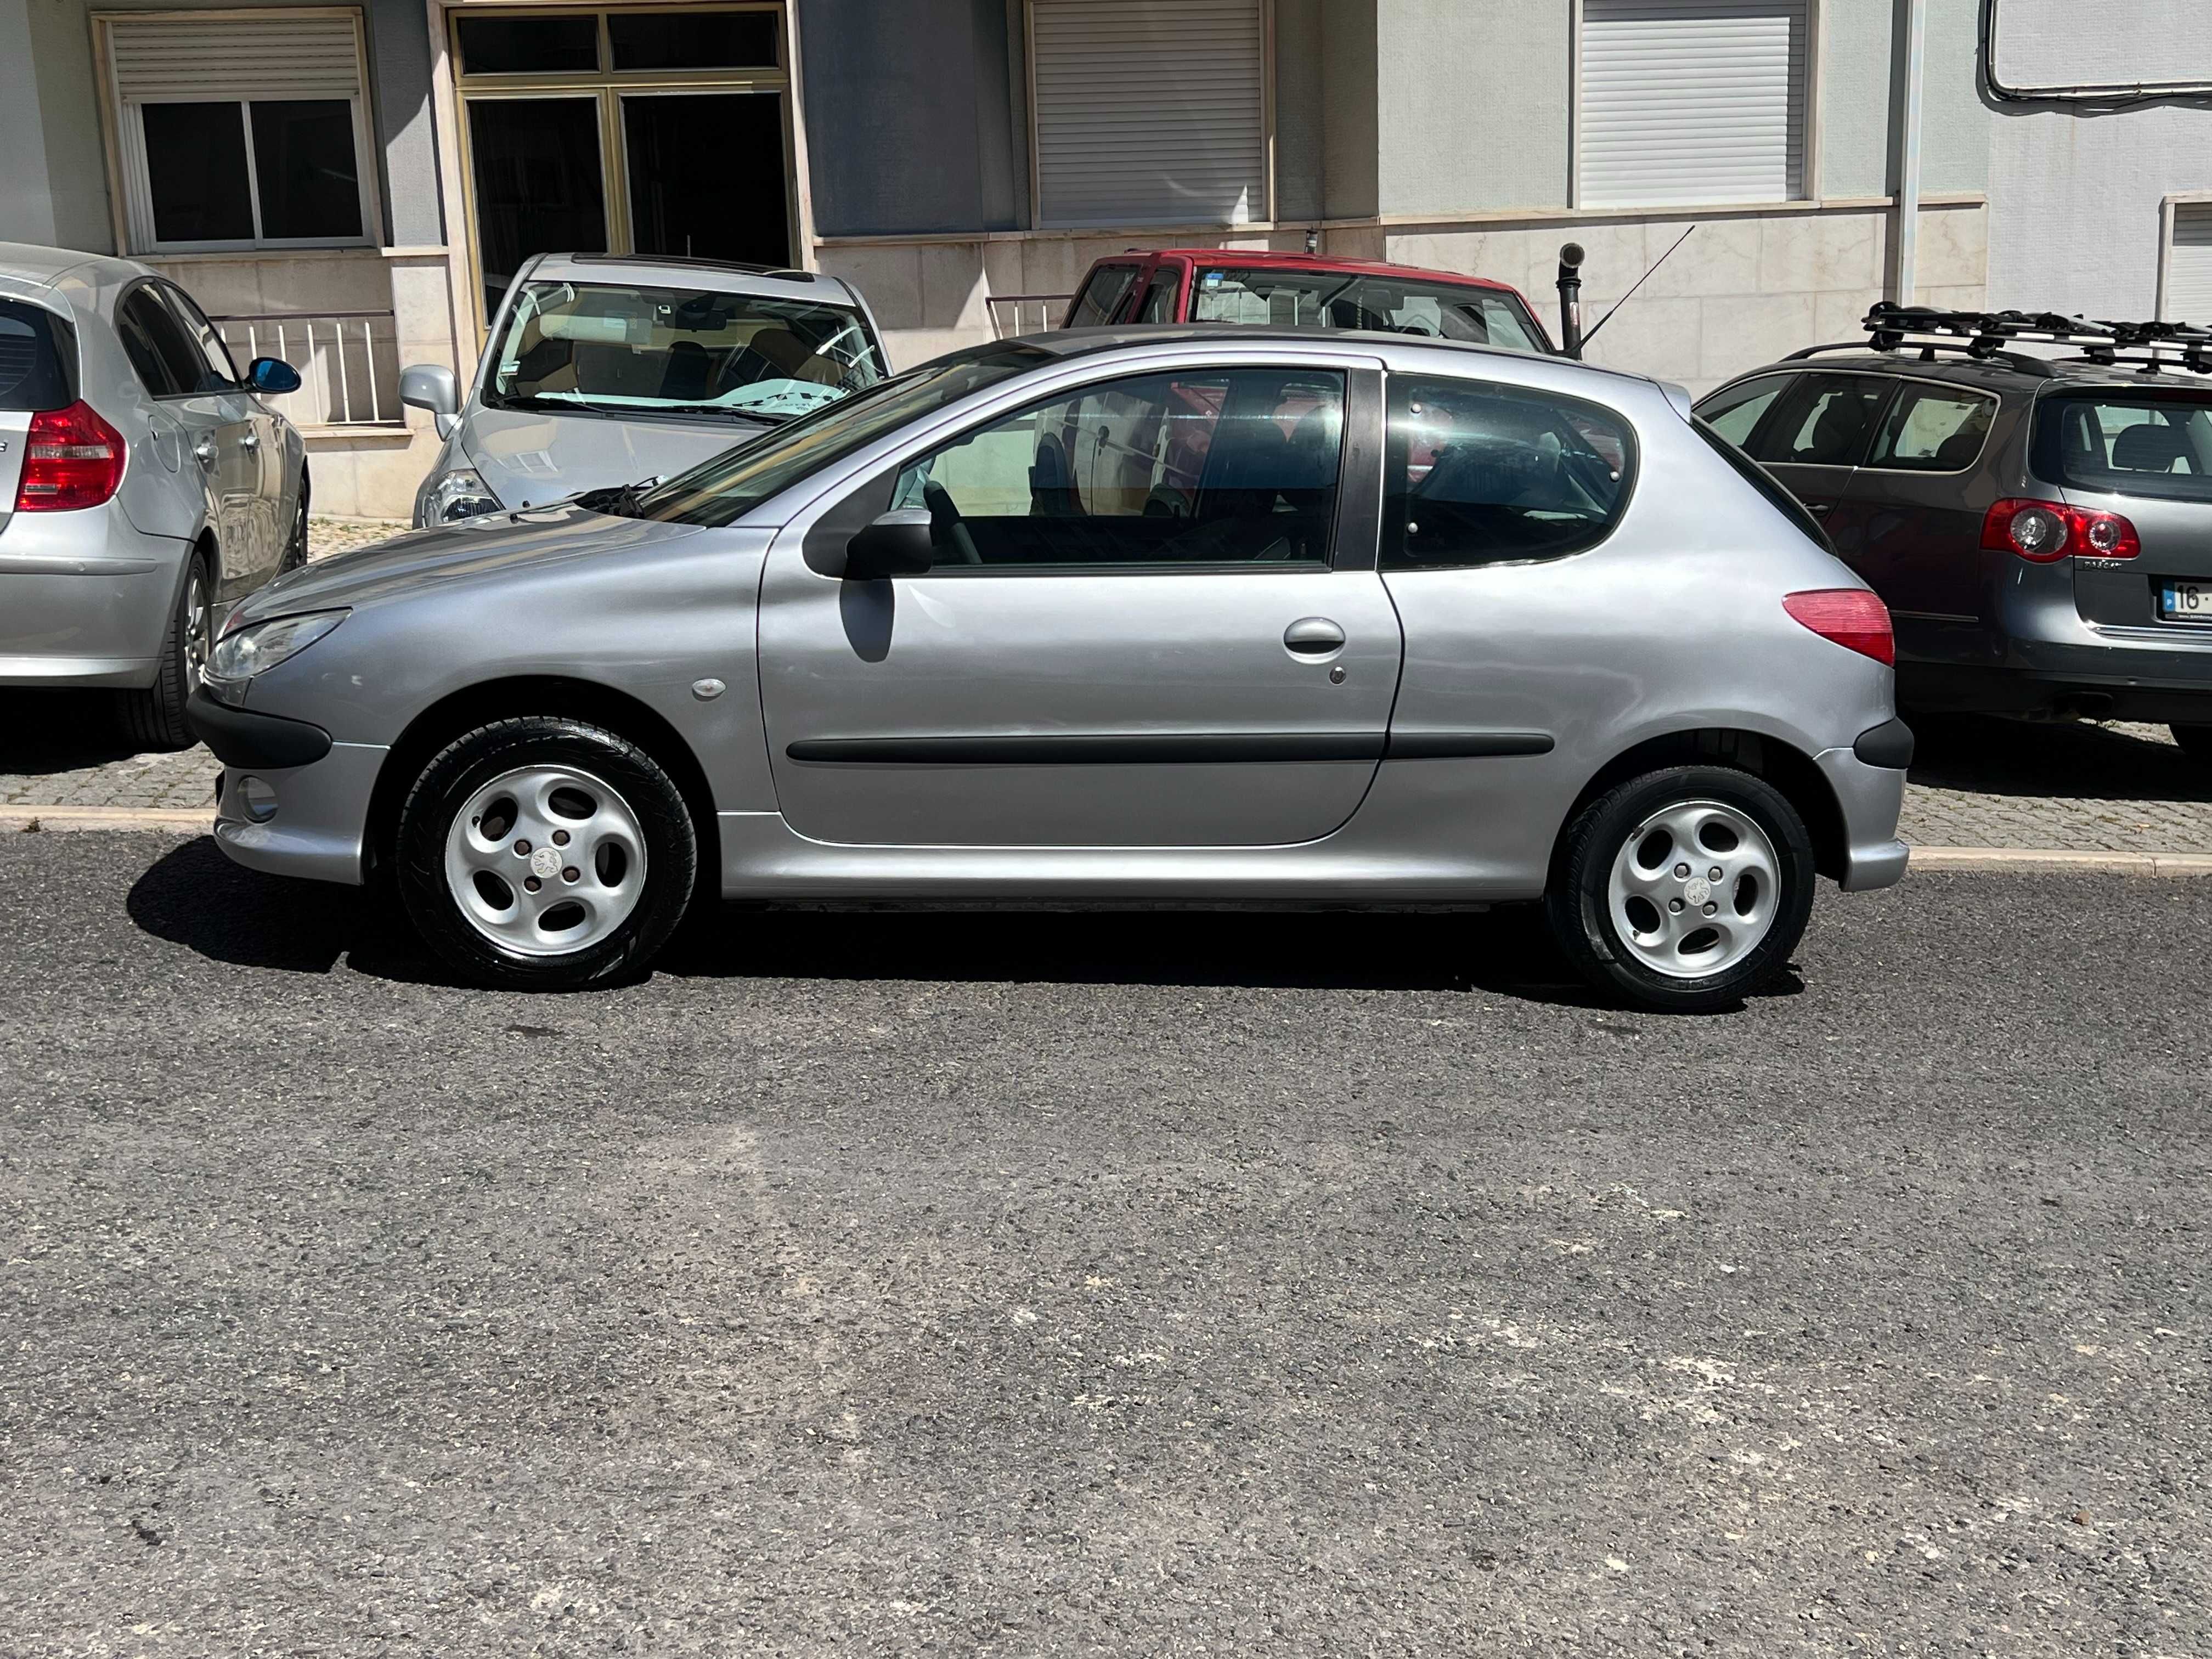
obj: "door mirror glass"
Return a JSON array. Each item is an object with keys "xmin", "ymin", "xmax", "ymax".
[
  {"xmin": 247, "ymin": 357, "xmax": 301, "ymax": 395},
  {"xmin": 844, "ymin": 509, "xmax": 935, "ymax": 579}
]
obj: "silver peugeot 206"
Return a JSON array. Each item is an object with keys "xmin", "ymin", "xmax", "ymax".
[{"xmin": 191, "ymin": 328, "xmax": 1910, "ymax": 1012}]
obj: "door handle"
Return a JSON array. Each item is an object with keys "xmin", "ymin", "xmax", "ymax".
[
  {"xmin": 193, "ymin": 439, "xmax": 217, "ymax": 467},
  {"xmin": 1284, "ymin": 616, "xmax": 1346, "ymax": 654},
  {"xmin": 1804, "ymin": 500, "xmax": 1834, "ymax": 516},
  {"xmin": 240, "ymin": 430, "xmax": 259, "ymax": 451}
]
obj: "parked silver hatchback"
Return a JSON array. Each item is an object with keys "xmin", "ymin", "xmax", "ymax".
[
  {"xmin": 0, "ymin": 243, "xmax": 308, "ymax": 745},
  {"xmin": 399, "ymin": 253, "xmax": 887, "ymax": 527},
  {"xmin": 195, "ymin": 329, "xmax": 1909, "ymax": 1011}
]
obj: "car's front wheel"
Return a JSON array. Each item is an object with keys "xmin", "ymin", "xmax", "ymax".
[
  {"xmin": 396, "ymin": 716, "xmax": 698, "ymax": 989},
  {"xmin": 1547, "ymin": 765, "xmax": 1815, "ymax": 1013}
]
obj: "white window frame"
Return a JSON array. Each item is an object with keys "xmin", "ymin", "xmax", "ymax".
[
  {"xmin": 95, "ymin": 7, "xmax": 383, "ymax": 256},
  {"xmin": 1022, "ymin": 0, "xmax": 1277, "ymax": 232},
  {"xmin": 1568, "ymin": 0, "xmax": 1824, "ymax": 211},
  {"xmin": 2157, "ymin": 192, "xmax": 2212, "ymax": 324}
]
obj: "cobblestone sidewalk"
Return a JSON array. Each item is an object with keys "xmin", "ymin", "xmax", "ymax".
[
  {"xmin": 4, "ymin": 546, "xmax": 2210, "ymax": 853},
  {"xmin": 1, "ymin": 519, "xmax": 403, "ymax": 812}
]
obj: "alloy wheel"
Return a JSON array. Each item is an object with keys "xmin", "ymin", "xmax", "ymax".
[
  {"xmin": 1604, "ymin": 798, "xmax": 1780, "ymax": 979},
  {"xmin": 442, "ymin": 764, "xmax": 648, "ymax": 957},
  {"xmin": 184, "ymin": 565, "xmax": 211, "ymax": 680}
]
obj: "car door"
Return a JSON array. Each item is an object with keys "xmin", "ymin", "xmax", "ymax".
[
  {"xmin": 160, "ymin": 283, "xmax": 283, "ymax": 580},
  {"xmin": 1828, "ymin": 379, "xmax": 2002, "ymax": 652},
  {"xmin": 119, "ymin": 283, "xmax": 258, "ymax": 592},
  {"xmin": 1127, "ymin": 259, "xmax": 1190, "ymax": 324},
  {"xmin": 757, "ymin": 355, "xmax": 1400, "ymax": 847},
  {"xmin": 1734, "ymin": 371, "xmax": 1898, "ymax": 561}
]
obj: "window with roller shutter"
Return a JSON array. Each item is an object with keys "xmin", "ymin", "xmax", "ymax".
[
  {"xmin": 1028, "ymin": 0, "xmax": 1268, "ymax": 230},
  {"xmin": 1578, "ymin": 0, "xmax": 1809, "ymax": 208},
  {"xmin": 2164, "ymin": 203, "xmax": 2212, "ymax": 325},
  {"xmin": 97, "ymin": 9, "xmax": 380, "ymax": 254}
]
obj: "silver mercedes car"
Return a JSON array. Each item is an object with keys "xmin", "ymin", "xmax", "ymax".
[{"xmin": 190, "ymin": 328, "xmax": 1910, "ymax": 1012}]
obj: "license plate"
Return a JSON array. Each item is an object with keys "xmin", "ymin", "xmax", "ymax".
[{"xmin": 2160, "ymin": 581, "xmax": 2212, "ymax": 622}]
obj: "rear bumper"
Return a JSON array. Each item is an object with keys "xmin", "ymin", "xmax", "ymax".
[
  {"xmin": 1898, "ymin": 656, "xmax": 2212, "ymax": 723},
  {"xmin": 1815, "ymin": 745, "xmax": 1910, "ymax": 892},
  {"xmin": 0, "ymin": 507, "xmax": 188, "ymax": 689}
]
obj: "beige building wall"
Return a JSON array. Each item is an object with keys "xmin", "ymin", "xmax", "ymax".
[
  {"xmin": 815, "ymin": 197, "xmax": 1989, "ymax": 395},
  {"xmin": 141, "ymin": 248, "xmax": 456, "ymax": 521}
]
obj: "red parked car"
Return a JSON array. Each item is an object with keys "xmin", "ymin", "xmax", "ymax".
[{"xmin": 1061, "ymin": 248, "xmax": 1557, "ymax": 356}]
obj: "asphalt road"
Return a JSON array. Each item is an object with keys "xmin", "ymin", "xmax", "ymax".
[{"xmin": 2, "ymin": 833, "xmax": 2207, "ymax": 1657}]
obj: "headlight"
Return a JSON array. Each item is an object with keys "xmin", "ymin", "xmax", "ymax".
[
  {"xmin": 208, "ymin": 610, "xmax": 348, "ymax": 680},
  {"xmin": 419, "ymin": 466, "xmax": 501, "ymax": 526}
]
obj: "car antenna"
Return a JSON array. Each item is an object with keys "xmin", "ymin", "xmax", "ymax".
[{"xmin": 1578, "ymin": 225, "xmax": 1697, "ymax": 352}]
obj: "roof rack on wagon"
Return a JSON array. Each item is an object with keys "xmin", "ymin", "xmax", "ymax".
[{"xmin": 1783, "ymin": 303, "xmax": 2212, "ymax": 377}]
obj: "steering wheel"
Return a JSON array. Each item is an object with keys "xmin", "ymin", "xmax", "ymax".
[{"xmin": 922, "ymin": 479, "xmax": 982, "ymax": 565}]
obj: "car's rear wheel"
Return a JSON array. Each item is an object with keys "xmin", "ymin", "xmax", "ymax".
[
  {"xmin": 2171, "ymin": 724, "xmax": 2212, "ymax": 767},
  {"xmin": 116, "ymin": 551, "xmax": 211, "ymax": 752},
  {"xmin": 1547, "ymin": 765, "xmax": 1816, "ymax": 1014},
  {"xmin": 396, "ymin": 716, "xmax": 697, "ymax": 989}
]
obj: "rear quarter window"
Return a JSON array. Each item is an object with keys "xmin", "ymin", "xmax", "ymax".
[
  {"xmin": 0, "ymin": 301, "xmax": 76, "ymax": 411},
  {"xmin": 1382, "ymin": 374, "xmax": 1635, "ymax": 569}
]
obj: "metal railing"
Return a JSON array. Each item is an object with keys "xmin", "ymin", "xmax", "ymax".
[
  {"xmin": 211, "ymin": 310, "xmax": 403, "ymax": 427},
  {"xmin": 987, "ymin": 293, "xmax": 1073, "ymax": 338}
]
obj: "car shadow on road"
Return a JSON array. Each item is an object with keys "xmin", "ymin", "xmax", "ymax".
[
  {"xmin": 129, "ymin": 838, "xmax": 1688, "ymax": 1006},
  {"xmin": 0, "ymin": 689, "xmax": 186, "ymax": 774},
  {"xmin": 1909, "ymin": 714, "xmax": 2212, "ymax": 802}
]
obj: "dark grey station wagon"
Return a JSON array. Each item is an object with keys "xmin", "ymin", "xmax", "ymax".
[{"xmin": 1696, "ymin": 307, "xmax": 2212, "ymax": 764}]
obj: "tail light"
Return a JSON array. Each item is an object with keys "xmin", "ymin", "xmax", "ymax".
[
  {"xmin": 1980, "ymin": 496, "xmax": 2138, "ymax": 562},
  {"xmin": 1784, "ymin": 588, "xmax": 1894, "ymax": 666},
  {"xmin": 15, "ymin": 400, "xmax": 127, "ymax": 512}
]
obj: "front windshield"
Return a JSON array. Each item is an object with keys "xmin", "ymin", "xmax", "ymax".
[
  {"xmin": 484, "ymin": 279, "xmax": 887, "ymax": 422},
  {"xmin": 627, "ymin": 347, "xmax": 1048, "ymax": 528},
  {"xmin": 1192, "ymin": 268, "xmax": 1552, "ymax": 354}
]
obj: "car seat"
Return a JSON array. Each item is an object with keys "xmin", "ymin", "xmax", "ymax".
[
  {"xmin": 658, "ymin": 339, "xmax": 712, "ymax": 402},
  {"xmin": 2112, "ymin": 422, "xmax": 2196, "ymax": 473}
]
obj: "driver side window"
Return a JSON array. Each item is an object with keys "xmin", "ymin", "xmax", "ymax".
[{"xmin": 890, "ymin": 366, "xmax": 1346, "ymax": 569}]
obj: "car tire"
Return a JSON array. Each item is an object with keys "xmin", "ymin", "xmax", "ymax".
[
  {"xmin": 116, "ymin": 550, "xmax": 211, "ymax": 752},
  {"xmin": 396, "ymin": 716, "xmax": 698, "ymax": 990},
  {"xmin": 2171, "ymin": 724, "xmax": 2212, "ymax": 766},
  {"xmin": 278, "ymin": 476, "xmax": 309, "ymax": 573},
  {"xmin": 1546, "ymin": 765, "xmax": 1816, "ymax": 1014}
]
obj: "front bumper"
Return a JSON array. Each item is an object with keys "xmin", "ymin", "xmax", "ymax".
[
  {"xmin": 208, "ymin": 733, "xmax": 386, "ymax": 888},
  {"xmin": 1815, "ymin": 744, "xmax": 1910, "ymax": 892},
  {"xmin": 0, "ymin": 507, "xmax": 189, "ymax": 688}
]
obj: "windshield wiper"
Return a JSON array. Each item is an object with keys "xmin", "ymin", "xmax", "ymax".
[
  {"xmin": 574, "ymin": 477, "xmax": 658, "ymax": 518},
  {"xmin": 651, "ymin": 402, "xmax": 788, "ymax": 422},
  {"xmin": 488, "ymin": 392, "xmax": 627, "ymax": 417}
]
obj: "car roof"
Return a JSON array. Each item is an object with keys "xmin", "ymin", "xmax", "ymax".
[
  {"xmin": 0, "ymin": 242, "xmax": 159, "ymax": 320},
  {"xmin": 1724, "ymin": 343, "xmax": 2212, "ymax": 397},
  {"xmin": 1090, "ymin": 246, "xmax": 1526, "ymax": 298},
  {"xmin": 526, "ymin": 251, "xmax": 857, "ymax": 307},
  {"xmin": 957, "ymin": 323, "xmax": 1654, "ymax": 391}
]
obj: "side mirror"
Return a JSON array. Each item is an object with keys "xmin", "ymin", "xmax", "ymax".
[
  {"xmin": 400, "ymin": 362, "xmax": 461, "ymax": 439},
  {"xmin": 843, "ymin": 509, "xmax": 935, "ymax": 579},
  {"xmin": 246, "ymin": 357, "xmax": 301, "ymax": 395}
]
